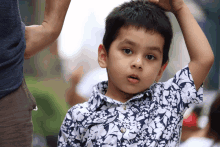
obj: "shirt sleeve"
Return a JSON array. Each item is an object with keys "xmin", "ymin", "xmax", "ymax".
[
  {"xmin": 58, "ymin": 110, "xmax": 82, "ymax": 147},
  {"xmin": 162, "ymin": 64, "xmax": 203, "ymax": 114}
]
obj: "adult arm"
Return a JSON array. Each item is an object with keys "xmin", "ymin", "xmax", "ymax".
[
  {"xmin": 149, "ymin": 0, "xmax": 214, "ymax": 90},
  {"xmin": 24, "ymin": 0, "xmax": 71, "ymax": 59}
]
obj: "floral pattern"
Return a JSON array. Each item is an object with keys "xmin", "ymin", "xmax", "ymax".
[{"xmin": 58, "ymin": 65, "xmax": 203, "ymax": 147}]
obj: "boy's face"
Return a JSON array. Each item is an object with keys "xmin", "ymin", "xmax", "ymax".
[{"xmin": 98, "ymin": 26, "xmax": 167, "ymax": 100}]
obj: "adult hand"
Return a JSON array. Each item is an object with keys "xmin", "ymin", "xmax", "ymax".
[
  {"xmin": 148, "ymin": 0, "xmax": 185, "ymax": 13},
  {"xmin": 24, "ymin": 0, "xmax": 71, "ymax": 59},
  {"xmin": 24, "ymin": 24, "xmax": 57, "ymax": 59}
]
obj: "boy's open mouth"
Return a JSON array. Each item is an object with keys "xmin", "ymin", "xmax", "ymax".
[{"xmin": 128, "ymin": 74, "xmax": 140, "ymax": 84}]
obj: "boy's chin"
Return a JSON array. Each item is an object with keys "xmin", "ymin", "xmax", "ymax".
[{"xmin": 119, "ymin": 89, "xmax": 135, "ymax": 96}]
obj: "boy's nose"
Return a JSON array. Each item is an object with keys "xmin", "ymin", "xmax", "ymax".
[{"xmin": 131, "ymin": 57, "xmax": 143, "ymax": 70}]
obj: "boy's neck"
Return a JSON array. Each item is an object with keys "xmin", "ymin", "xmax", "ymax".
[
  {"xmin": 104, "ymin": 82, "xmax": 135, "ymax": 103},
  {"xmin": 105, "ymin": 90, "xmax": 133, "ymax": 103}
]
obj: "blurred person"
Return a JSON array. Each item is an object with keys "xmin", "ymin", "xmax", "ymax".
[
  {"xmin": 58, "ymin": 0, "xmax": 214, "ymax": 146},
  {"xmin": 181, "ymin": 106, "xmax": 202, "ymax": 142},
  {"xmin": 66, "ymin": 66, "xmax": 87, "ymax": 106},
  {"xmin": 66, "ymin": 66, "xmax": 108, "ymax": 107},
  {"xmin": 0, "ymin": 0, "xmax": 70, "ymax": 146},
  {"xmin": 180, "ymin": 92, "xmax": 220, "ymax": 147}
]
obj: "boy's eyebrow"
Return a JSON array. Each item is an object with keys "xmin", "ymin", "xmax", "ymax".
[
  {"xmin": 119, "ymin": 39, "xmax": 162, "ymax": 53},
  {"xmin": 148, "ymin": 47, "xmax": 162, "ymax": 54},
  {"xmin": 119, "ymin": 39, "xmax": 136, "ymax": 46}
]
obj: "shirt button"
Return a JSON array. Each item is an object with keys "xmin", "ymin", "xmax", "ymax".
[
  {"xmin": 120, "ymin": 127, "xmax": 126, "ymax": 133},
  {"xmin": 123, "ymin": 105, "xmax": 126, "ymax": 110}
]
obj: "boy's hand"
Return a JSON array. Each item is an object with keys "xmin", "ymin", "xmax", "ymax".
[
  {"xmin": 151, "ymin": 0, "xmax": 214, "ymax": 90},
  {"xmin": 148, "ymin": 0, "xmax": 185, "ymax": 13}
]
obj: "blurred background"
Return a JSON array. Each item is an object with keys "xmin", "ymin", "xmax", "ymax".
[{"xmin": 19, "ymin": 0, "xmax": 219, "ymax": 146}]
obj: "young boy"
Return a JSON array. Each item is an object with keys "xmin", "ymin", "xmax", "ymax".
[{"xmin": 58, "ymin": 0, "xmax": 214, "ymax": 146}]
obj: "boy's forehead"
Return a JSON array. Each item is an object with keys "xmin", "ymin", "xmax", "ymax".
[
  {"xmin": 115, "ymin": 26, "xmax": 164, "ymax": 50},
  {"xmin": 117, "ymin": 26, "xmax": 162, "ymax": 40}
]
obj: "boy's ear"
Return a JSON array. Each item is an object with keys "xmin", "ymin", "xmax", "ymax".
[
  {"xmin": 155, "ymin": 62, "xmax": 168, "ymax": 82},
  {"xmin": 98, "ymin": 44, "xmax": 108, "ymax": 68}
]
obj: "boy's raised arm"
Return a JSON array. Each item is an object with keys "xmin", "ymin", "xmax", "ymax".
[
  {"xmin": 24, "ymin": 0, "xmax": 71, "ymax": 59},
  {"xmin": 149, "ymin": 0, "xmax": 214, "ymax": 90},
  {"xmin": 174, "ymin": 3, "xmax": 214, "ymax": 90}
]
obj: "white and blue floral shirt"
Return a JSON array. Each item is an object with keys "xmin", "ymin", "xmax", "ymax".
[{"xmin": 58, "ymin": 65, "xmax": 203, "ymax": 147}]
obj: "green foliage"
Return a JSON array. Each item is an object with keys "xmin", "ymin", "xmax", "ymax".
[{"xmin": 25, "ymin": 76, "xmax": 69, "ymax": 137}]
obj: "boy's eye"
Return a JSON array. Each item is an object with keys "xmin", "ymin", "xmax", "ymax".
[
  {"xmin": 123, "ymin": 49, "xmax": 132, "ymax": 55},
  {"xmin": 146, "ymin": 55, "xmax": 155, "ymax": 60}
]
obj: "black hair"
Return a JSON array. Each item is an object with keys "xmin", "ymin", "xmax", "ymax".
[
  {"xmin": 103, "ymin": 0, "xmax": 173, "ymax": 65},
  {"xmin": 208, "ymin": 92, "xmax": 220, "ymax": 141}
]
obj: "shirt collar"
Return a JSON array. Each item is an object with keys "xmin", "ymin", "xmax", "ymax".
[{"xmin": 88, "ymin": 81, "xmax": 154, "ymax": 111}]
